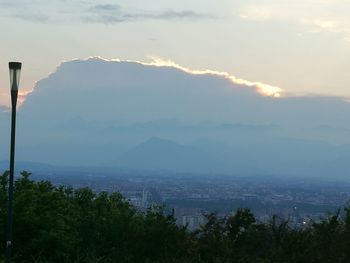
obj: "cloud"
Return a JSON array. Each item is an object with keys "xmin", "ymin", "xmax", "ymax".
[
  {"xmin": 89, "ymin": 4, "xmax": 120, "ymax": 11},
  {"xmin": 238, "ymin": 2, "xmax": 350, "ymax": 42},
  {"xmin": 0, "ymin": 1, "xmax": 68, "ymax": 23},
  {"xmin": 2, "ymin": 56, "xmax": 281, "ymax": 110},
  {"xmin": 0, "ymin": 1, "xmax": 216, "ymax": 25},
  {"xmin": 143, "ymin": 56, "xmax": 282, "ymax": 97},
  {"xmin": 300, "ymin": 18, "xmax": 350, "ymax": 35},
  {"xmin": 0, "ymin": 1, "xmax": 87, "ymax": 23},
  {"xmin": 14, "ymin": 13, "xmax": 51, "ymax": 22},
  {"xmin": 84, "ymin": 4, "xmax": 216, "ymax": 24},
  {"xmin": 19, "ymin": 56, "xmax": 286, "ymax": 126},
  {"xmin": 18, "ymin": 89, "xmax": 34, "ymax": 107},
  {"xmin": 239, "ymin": 7, "xmax": 277, "ymax": 21}
]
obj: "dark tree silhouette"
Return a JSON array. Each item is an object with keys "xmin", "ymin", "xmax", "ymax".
[{"xmin": 1, "ymin": 171, "xmax": 350, "ymax": 263}]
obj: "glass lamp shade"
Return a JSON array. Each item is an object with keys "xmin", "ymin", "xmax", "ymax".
[{"xmin": 9, "ymin": 62, "xmax": 22, "ymax": 91}]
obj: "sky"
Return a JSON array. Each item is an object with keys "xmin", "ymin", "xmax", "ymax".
[{"xmin": 1, "ymin": 0, "xmax": 350, "ymax": 106}]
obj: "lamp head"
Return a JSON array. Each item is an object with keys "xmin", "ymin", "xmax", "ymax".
[{"xmin": 9, "ymin": 62, "xmax": 22, "ymax": 91}]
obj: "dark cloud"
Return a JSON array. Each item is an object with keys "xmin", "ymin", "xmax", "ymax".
[
  {"xmin": 89, "ymin": 4, "xmax": 120, "ymax": 11},
  {"xmin": 138, "ymin": 10, "xmax": 215, "ymax": 20},
  {"xmin": 84, "ymin": 4, "xmax": 216, "ymax": 24},
  {"xmin": 0, "ymin": 0, "xmax": 84, "ymax": 23},
  {"xmin": 14, "ymin": 13, "xmax": 50, "ymax": 23},
  {"xmin": 0, "ymin": 2, "xmax": 215, "ymax": 24}
]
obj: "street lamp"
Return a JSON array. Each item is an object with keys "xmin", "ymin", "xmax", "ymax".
[{"xmin": 6, "ymin": 62, "xmax": 22, "ymax": 263}]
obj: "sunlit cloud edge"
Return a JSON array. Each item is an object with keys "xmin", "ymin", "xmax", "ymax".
[{"xmin": 3, "ymin": 55, "xmax": 286, "ymax": 112}]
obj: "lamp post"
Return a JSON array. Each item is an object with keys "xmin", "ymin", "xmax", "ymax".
[{"xmin": 5, "ymin": 62, "xmax": 22, "ymax": 263}]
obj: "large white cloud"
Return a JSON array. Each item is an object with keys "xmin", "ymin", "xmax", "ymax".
[
  {"xmin": 19, "ymin": 57, "xmax": 278, "ymax": 124},
  {"xmin": 19, "ymin": 57, "xmax": 350, "ymax": 130}
]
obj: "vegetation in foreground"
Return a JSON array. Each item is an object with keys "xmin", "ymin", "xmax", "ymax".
[{"xmin": 1, "ymin": 171, "xmax": 350, "ymax": 263}]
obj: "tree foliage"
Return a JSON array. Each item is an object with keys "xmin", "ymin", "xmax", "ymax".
[{"xmin": 1, "ymin": 171, "xmax": 350, "ymax": 262}]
